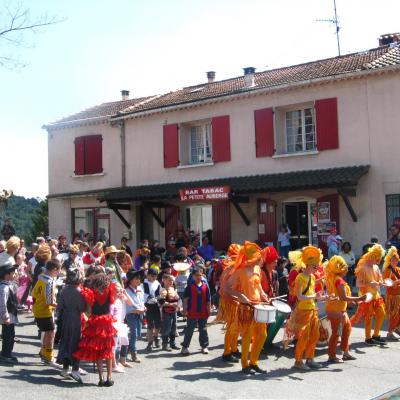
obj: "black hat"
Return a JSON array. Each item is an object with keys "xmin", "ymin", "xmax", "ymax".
[
  {"xmin": 126, "ymin": 269, "xmax": 143, "ymax": 284},
  {"xmin": 0, "ymin": 263, "xmax": 18, "ymax": 276},
  {"xmin": 161, "ymin": 261, "xmax": 171, "ymax": 270},
  {"xmin": 147, "ymin": 268, "xmax": 158, "ymax": 276}
]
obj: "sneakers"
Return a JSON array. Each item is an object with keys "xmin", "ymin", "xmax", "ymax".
[
  {"xmin": 372, "ymin": 336, "xmax": 387, "ymax": 345},
  {"xmin": 162, "ymin": 343, "xmax": 172, "ymax": 352},
  {"xmin": 43, "ymin": 358, "xmax": 62, "ymax": 369},
  {"xmin": 78, "ymin": 367, "xmax": 88, "ymax": 375},
  {"xmin": 145, "ymin": 343, "xmax": 153, "ymax": 352},
  {"xmin": 70, "ymin": 370, "xmax": 83, "ymax": 384},
  {"xmin": 131, "ymin": 353, "xmax": 141, "ymax": 363},
  {"xmin": 120, "ymin": 358, "xmax": 132, "ymax": 368},
  {"xmin": 181, "ymin": 347, "xmax": 190, "ymax": 356},
  {"xmin": 60, "ymin": 369, "xmax": 72, "ymax": 380},
  {"xmin": 249, "ymin": 364, "xmax": 267, "ymax": 374},
  {"xmin": 201, "ymin": 347, "xmax": 209, "ymax": 354},
  {"xmin": 328, "ymin": 357, "xmax": 344, "ymax": 364},
  {"xmin": 113, "ymin": 364, "xmax": 125, "ymax": 373},
  {"xmin": 306, "ymin": 359, "xmax": 323, "ymax": 369},
  {"xmin": 222, "ymin": 354, "xmax": 239, "ymax": 363},
  {"xmin": 104, "ymin": 380, "xmax": 114, "ymax": 387},
  {"xmin": 242, "ymin": 366, "xmax": 255, "ymax": 375},
  {"xmin": 293, "ymin": 361, "xmax": 311, "ymax": 371},
  {"xmin": 365, "ymin": 338, "xmax": 376, "ymax": 346},
  {"xmin": 0, "ymin": 355, "xmax": 17, "ymax": 365},
  {"xmin": 231, "ymin": 350, "xmax": 242, "ymax": 358},
  {"xmin": 170, "ymin": 344, "xmax": 180, "ymax": 350}
]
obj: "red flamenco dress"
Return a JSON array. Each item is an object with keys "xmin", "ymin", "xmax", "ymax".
[{"xmin": 74, "ymin": 284, "xmax": 117, "ymax": 361}]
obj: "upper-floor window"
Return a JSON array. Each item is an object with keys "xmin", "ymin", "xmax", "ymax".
[
  {"xmin": 163, "ymin": 115, "xmax": 231, "ymax": 168},
  {"xmin": 189, "ymin": 124, "xmax": 212, "ymax": 164},
  {"xmin": 285, "ymin": 107, "xmax": 315, "ymax": 153},
  {"xmin": 74, "ymin": 135, "xmax": 103, "ymax": 175}
]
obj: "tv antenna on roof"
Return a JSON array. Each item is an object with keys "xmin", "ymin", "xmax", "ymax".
[{"xmin": 316, "ymin": 0, "xmax": 341, "ymax": 56}]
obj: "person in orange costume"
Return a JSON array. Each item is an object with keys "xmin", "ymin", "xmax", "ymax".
[
  {"xmin": 382, "ymin": 246, "xmax": 400, "ymax": 339},
  {"xmin": 350, "ymin": 244, "xmax": 386, "ymax": 345},
  {"xmin": 325, "ymin": 255, "xmax": 366, "ymax": 363},
  {"xmin": 287, "ymin": 251, "xmax": 305, "ymax": 308},
  {"xmin": 215, "ymin": 244, "xmax": 242, "ymax": 363},
  {"xmin": 285, "ymin": 245, "xmax": 328, "ymax": 371},
  {"xmin": 225, "ymin": 241, "xmax": 269, "ymax": 375}
]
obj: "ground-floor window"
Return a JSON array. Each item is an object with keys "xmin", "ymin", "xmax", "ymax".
[
  {"xmin": 73, "ymin": 207, "xmax": 110, "ymax": 244},
  {"xmin": 185, "ymin": 205, "xmax": 212, "ymax": 241},
  {"xmin": 386, "ymin": 194, "xmax": 400, "ymax": 230}
]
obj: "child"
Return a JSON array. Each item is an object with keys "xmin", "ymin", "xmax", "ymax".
[
  {"xmin": 150, "ymin": 254, "xmax": 162, "ymax": 273},
  {"xmin": 125, "ymin": 270, "xmax": 146, "ymax": 363},
  {"xmin": 111, "ymin": 283, "xmax": 133, "ymax": 371},
  {"xmin": 74, "ymin": 273, "xmax": 117, "ymax": 387},
  {"xmin": 0, "ymin": 263, "xmax": 18, "ymax": 364},
  {"xmin": 143, "ymin": 268, "xmax": 162, "ymax": 351},
  {"xmin": 32, "ymin": 259, "xmax": 61, "ymax": 365},
  {"xmin": 159, "ymin": 274, "xmax": 180, "ymax": 351},
  {"xmin": 181, "ymin": 266, "xmax": 211, "ymax": 356},
  {"xmin": 15, "ymin": 253, "xmax": 32, "ymax": 310},
  {"xmin": 57, "ymin": 268, "xmax": 87, "ymax": 383}
]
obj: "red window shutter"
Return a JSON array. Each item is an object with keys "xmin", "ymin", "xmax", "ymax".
[
  {"xmin": 317, "ymin": 193, "xmax": 340, "ymax": 257},
  {"xmin": 74, "ymin": 136, "xmax": 85, "ymax": 175},
  {"xmin": 165, "ymin": 205, "xmax": 180, "ymax": 244},
  {"xmin": 315, "ymin": 98, "xmax": 339, "ymax": 151},
  {"xmin": 212, "ymin": 115, "xmax": 231, "ymax": 162},
  {"xmin": 84, "ymin": 135, "xmax": 103, "ymax": 174},
  {"xmin": 254, "ymin": 108, "xmax": 274, "ymax": 157},
  {"xmin": 212, "ymin": 202, "xmax": 231, "ymax": 251},
  {"xmin": 163, "ymin": 124, "xmax": 179, "ymax": 168}
]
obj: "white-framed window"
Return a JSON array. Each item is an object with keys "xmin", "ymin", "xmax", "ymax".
[
  {"xmin": 189, "ymin": 124, "xmax": 212, "ymax": 164},
  {"xmin": 285, "ymin": 107, "xmax": 315, "ymax": 153}
]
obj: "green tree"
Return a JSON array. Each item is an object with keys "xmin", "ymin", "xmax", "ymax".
[{"xmin": 28, "ymin": 199, "xmax": 48, "ymax": 242}]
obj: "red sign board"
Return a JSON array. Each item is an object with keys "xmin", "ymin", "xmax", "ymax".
[{"xmin": 179, "ymin": 186, "xmax": 230, "ymax": 202}]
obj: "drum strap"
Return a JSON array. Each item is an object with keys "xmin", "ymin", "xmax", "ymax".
[
  {"xmin": 389, "ymin": 266, "xmax": 400, "ymax": 280},
  {"xmin": 302, "ymin": 276, "xmax": 312, "ymax": 295}
]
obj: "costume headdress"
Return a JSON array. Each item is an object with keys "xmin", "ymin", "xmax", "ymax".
[
  {"xmin": 288, "ymin": 250, "xmax": 305, "ymax": 271},
  {"xmin": 233, "ymin": 241, "xmax": 262, "ymax": 271},
  {"xmin": 355, "ymin": 243, "xmax": 385, "ymax": 275},
  {"xmin": 325, "ymin": 255, "xmax": 348, "ymax": 294},
  {"xmin": 383, "ymin": 246, "xmax": 399, "ymax": 272},
  {"xmin": 262, "ymin": 246, "xmax": 279, "ymax": 264},
  {"xmin": 301, "ymin": 245, "xmax": 321, "ymax": 266}
]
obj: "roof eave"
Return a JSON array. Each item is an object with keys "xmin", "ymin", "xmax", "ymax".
[{"xmin": 110, "ymin": 64, "xmax": 400, "ymax": 122}]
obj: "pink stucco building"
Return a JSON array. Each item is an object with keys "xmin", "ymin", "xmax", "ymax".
[{"xmin": 44, "ymin": 34, "xmax": 400, "ymax": 256}]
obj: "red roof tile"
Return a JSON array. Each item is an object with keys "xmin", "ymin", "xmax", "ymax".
[{"xmin": 47, "ymin": 44, "xmax": 400, "ymax": 127}]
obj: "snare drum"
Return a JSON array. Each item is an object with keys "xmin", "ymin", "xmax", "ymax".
[
  {"xmin": 272, "ymin": 300, "xmax": 291, "ymax": 317},
  {"xmin": 264, "ymin": 301, "xmax": 291, "ymax": 348},
  {"xmin": 254, "ymin": 305, "xmax": 276, "ymax": 323}
]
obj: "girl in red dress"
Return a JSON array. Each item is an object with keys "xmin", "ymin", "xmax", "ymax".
[{"xmin": 74, "ymin": 273, "xmax": 117, "ymax": 387}]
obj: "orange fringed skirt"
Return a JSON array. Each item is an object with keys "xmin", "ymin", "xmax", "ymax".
[
  {"xmin": 385, "ymin": 294, "xmax": 400, "ymax": 331},
  {"xmin": 350, "ymin": 297, "xmax": 385, "ymax": 326}
]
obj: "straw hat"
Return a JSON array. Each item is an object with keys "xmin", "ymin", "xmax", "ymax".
[
  {"xmin": 173, "ymin": 262, "xmax": 191, "ymax": 272},
  {"xmin": 104, "ymin": 245, "xmax": 123, "ymax": 256}
]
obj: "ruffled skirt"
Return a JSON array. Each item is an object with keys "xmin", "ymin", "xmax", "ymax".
[{"xmin": 74, "ymin": 314, "xmax": 117, "ymax": 361}]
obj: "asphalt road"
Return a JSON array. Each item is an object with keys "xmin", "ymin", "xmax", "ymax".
[{"xmin": 1, "ymin": 312, "xmax": 399, "ymax": 400}]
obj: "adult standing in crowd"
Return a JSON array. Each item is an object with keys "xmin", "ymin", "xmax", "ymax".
[
  {"xmin": 278, "ymin": 224, "xmax": 291, "ymax": 258},
  {"xmin": 0, "ymin": 236, "xmax": 20, "ymax": 266},
  {"xmin": 197, "ymin": 237, "xmax": 215, "ymax": 262}
]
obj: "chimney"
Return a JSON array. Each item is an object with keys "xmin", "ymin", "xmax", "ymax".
[
  {"xmin": 243, "ymin": 67, "xmax": 256, "ymax": 88},
  {"xmin": 206, "ymin": 71, "xmax": 216, "ymax": 83},
  {"xmin": 121, "ymin": 90, "xmax": 130, "ymax": 101},
  {"xmin": 378, "ymin": 33, "xmax": 400, "ymax": 47}
]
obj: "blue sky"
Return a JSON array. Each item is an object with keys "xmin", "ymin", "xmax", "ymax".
[{"xmin": 1, "ymin": 0, "xmax": 399, "ymax": 198}]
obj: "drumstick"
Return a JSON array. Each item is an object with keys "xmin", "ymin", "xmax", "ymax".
[{"xmin": 269, "ymin": 294, "xmax": 288, "ymax": 301}]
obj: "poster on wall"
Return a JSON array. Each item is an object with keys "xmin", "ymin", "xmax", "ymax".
[
  {"xmin": 317, "ymin": 202, "xmax": 331, "ymax": 222},
  {"xmin": 317, "ymin": 221, "xmax": 336, "ymax": 235},
  {"xmin": 258, "ymin": 224, "xmax": 265, "ymax": 234}
]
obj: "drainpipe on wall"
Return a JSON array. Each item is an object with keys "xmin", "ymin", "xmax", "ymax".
[{"xmin": 120, "ymin": 120, "xmax": 126, "ymax": 187}]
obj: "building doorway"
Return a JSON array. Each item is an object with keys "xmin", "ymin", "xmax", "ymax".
[
  {"xmin": 283, "ymin": 201, "xmax": 309, "ymax": 250},
  {"xmin": 185, "ymin": 205, "xmax": 212, "ymax": 244}
]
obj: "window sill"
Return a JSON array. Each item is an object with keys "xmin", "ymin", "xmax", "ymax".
[
  {"xmin": 272, "ymin": 150, "xmax": 319, "ymax": 159},
  {"xmin": 177, "ymin": 162, "xmax": 214, "ymax": 169},
  {"xmin": 71, "ymin": 172, "xmax": 106, "ymax": 178}
]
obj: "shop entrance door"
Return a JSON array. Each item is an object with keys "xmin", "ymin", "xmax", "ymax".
[
  {"xmin": 95, "ymin": 213, "xmax": 110, "ymax": 245},
  {"xmin": 283, "ymin": 202, "xmax": 309, "ymax": 250}
]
